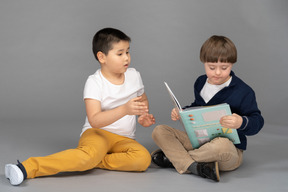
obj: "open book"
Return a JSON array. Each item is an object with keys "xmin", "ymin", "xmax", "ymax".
[{"xmin": 164, "ymin": 82, "xmax": 240, "ymax": 149}]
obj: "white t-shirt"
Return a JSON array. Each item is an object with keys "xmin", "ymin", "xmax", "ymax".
[
  {"xmin": 81, "ymin": 68, "xmax": 144, "ymax": 139},
  {"xmin": 200, "ymin": 77, "xmax": 232, "ymax": 103}
]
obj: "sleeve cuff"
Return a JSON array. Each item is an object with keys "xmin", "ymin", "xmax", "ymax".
[{"xmin": 239, "ymin": 116, "xmax": 249, "ymax": 130}]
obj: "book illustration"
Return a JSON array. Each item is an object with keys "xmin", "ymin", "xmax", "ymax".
[{"xmin": 164, "ymin": 82, "xmax": 240, "ymax": 149}]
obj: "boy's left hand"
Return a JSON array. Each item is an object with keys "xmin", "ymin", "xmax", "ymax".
[
  {"xmin": 138, "ymin": 114, "xmax": 155, "ymax": 127},
  {"xmin": 220, "ymin": 113, "xmax": 243, "ymax": 129}
]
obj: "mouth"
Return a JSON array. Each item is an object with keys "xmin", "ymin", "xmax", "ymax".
[
  {"xmin": 213, "ymin": 76, "xmax": 221, "ymax": 80},
  {"xmin": 124, "ymin": 64, "xmax": 129, "ymax": 68}
]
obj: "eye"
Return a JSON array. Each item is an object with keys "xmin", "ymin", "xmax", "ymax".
[{"xmin": 209, "ymin": 67, "xmax": 215, "ymax": 70}]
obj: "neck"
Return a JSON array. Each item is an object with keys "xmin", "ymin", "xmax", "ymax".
[{"xmin": 101, "ymin": 69, "xmax": 125, "ymax": 85}]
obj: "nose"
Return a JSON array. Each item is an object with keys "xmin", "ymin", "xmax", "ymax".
[
  {"xmin": 124, "ymin": 53, "xmax": 129, "ymax": 61},
  {"xmin": 215, "ymin": 68, "xmax": 221, "ymax": 76}
]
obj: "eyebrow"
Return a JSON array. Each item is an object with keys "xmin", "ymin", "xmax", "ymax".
[
  {"xmin": 116, "ymin": 47, "xmax": 130, "ymax": 52},
  {"xmin": 207, "ymin": 63, "xmax": 230, "ymax": 67}
]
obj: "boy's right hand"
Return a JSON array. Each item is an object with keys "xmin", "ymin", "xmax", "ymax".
[
  {"xmin": 124, "ymin": 96, "xmax": 149, "ymax": 116},
  {"xmin": 171, "ymin": 108, "xmax": 180, "ymax": 121}
]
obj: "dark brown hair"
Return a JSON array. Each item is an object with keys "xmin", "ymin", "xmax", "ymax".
[
  {"xmin": 200, "ymin": 35, "xmax": 237, "ymax": 64},
  {"xmin": 92, "ymin": 28, "xmax": 131, "ymax": 61}
]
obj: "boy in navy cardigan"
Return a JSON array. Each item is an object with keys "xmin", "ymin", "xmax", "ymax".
[{"xmin": 151, "ymin": 35, "xmax": 264, "ymax": 182}]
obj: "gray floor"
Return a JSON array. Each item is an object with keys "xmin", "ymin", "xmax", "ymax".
[{"xmin": 1, "ymin": 120, "xmax": 287, "ymax": 192}]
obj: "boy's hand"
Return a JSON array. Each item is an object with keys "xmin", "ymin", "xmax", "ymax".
[
  {"xmin": 171, "ymin": 108, "xmax": 180, "ymax": 121},
  {"xmin": 124, "ymin": 96, "xmax": 149, "ymax": 116},
  {"xmin": 138, "ymin": 114, "xmax": 155, "ymax": 127},
  {"xmin": 220, "ymin": 113, "xmax": 243, "ymax": 129}
]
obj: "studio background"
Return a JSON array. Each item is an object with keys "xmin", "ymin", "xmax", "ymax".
[
  {"xmin": 0, "ymin": 1, "xmax": 287, "ymax": 191},
  {"xmin": 1, "ymin": 0, "xmax": 287, "ymax": 127}
]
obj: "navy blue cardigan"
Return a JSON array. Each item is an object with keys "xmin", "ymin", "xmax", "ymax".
[{"xmin": 183, "ymin": 71, "xmax": 264, "ymax": 150}]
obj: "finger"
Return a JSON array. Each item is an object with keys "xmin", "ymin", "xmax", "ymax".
[
  {"xmin": 132, "ymin": 96, "xmax": 142, "ymax": 102},
  {"xmin": 149, "ymin": 114, "xmax": 155, "ymax": 122},
  {"xmin": 221, "ymin": 116, "xmax": 230, "ymax": 121},
  {"xmin": 136, "ymin": 102, "xmax": 147, "ymax": 107},
  {"xmin": 133, "ymin": 102, "xmax": 148, "ymax": 110},
  {"xmin": 137, "ymin": 109, "xmax": 147, "ymax": 115},
  {"xmin": 139, "ymin": 106, "xmax": 149, "ymax": 113}
]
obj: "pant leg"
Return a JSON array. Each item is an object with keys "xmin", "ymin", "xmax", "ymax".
[
  {"xmin": 96, "ymin": 135, "xmax": 151, "ymax": 172},
  {"xmin": 188, "ymin": 137, "xmax": 243, "ymax": 171},
  {"xmin": 22, "ymin": 128, "xmax": 110, "ymax": 178},
  {"xmin": 152, "ymin": 125, "xmax": 243, "ymax": 173},
  {"xmin": 152, "ymin": 124, "xmax": 194, "ymax": 174}
]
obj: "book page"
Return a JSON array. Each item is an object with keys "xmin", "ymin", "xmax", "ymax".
[{"xmin": 164, "ymin": 82, "xmax": 182, "ymax": 111}]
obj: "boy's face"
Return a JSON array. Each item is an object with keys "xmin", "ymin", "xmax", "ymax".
[
  {"xmin": 204, "ymin": 62, "xmax": 233, "ymax": 85},
  {"xmin": 100, "ymin": 40, "xmax": 131, "ymax": 74}
]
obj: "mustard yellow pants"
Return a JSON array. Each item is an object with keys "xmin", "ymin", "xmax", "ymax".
[{"xmin": 22, "ymin": 128, "xmax": 151, "ymax": 178}]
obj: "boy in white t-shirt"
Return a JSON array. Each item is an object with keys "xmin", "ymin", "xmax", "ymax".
[{"xmin": 5, "ymin": 28, "xmax": 155, "ymax": 186}]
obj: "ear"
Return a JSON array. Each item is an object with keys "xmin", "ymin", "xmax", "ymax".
[{"xmin": 97, "ymin": 51, "xmax": 106, "ymax": 64}]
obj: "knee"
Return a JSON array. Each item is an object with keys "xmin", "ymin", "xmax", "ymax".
[
  {"xmin": 76, "ymin": 146, "xmax": 101, "ymax": 167},
  {"xmin": 211, "ymin": 137, "xmax": 233, "ymax": 150},
  {"xmin": 211, "ymin": 137, "xmax": 237, "ymax": 161},
  {"xmin": 152, "ymin": 124, "xmax": 170, "ymax": 140},
  {"xmin": 132, "ymin": 148, "xmax": 151, "ymax": 171}
]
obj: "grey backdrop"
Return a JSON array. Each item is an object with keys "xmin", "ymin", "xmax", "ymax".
[
  {"xmin": 1, "ymin": 0, "xmax": 288, "ymax": 129},
  {"xmin": 1, "ymin": 1, "xmax": 288, "ymax": 191}
]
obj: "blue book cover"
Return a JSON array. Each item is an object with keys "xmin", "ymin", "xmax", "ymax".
[{"xmin": 164, "ymin": 82, "xmax": 240, "ymax": 149}]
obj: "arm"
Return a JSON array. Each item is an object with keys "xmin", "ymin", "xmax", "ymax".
[
  {"xmin": 221, "ymin": 91, "xmax": 264, "ymax": 135},
  {"xmin": 85, "ymin": 96, "xmax": 148, "ymax": 129},
  {"xmin": 137, "ymin": 93, "xmax": 149, "ymax": 109}
]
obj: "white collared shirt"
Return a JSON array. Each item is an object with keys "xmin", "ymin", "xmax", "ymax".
[{"xmin": 200, "ymin": 77, "xmax": 232, "ymax": 103}]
